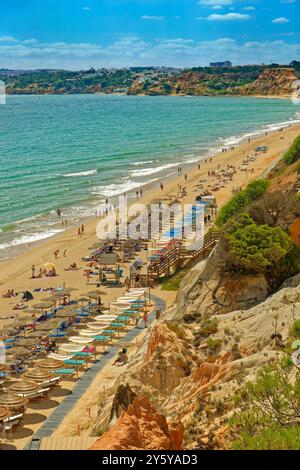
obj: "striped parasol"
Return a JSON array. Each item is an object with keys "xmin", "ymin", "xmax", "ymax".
[
  {"xmin": 23, "ymin": 368, "xmax": 53, "ymax": 383},
  {"xmin": 9, "ymin": 381, "xmax": 39, "ymax": 394},
  {"xmin": 0, "ymin": 393, "xmax": 27, "ymax": 409},
  {"xmin": 32, "ymin": 302, "xmax": 52, "ymax": 310},
  {"xmin": 37, "ymin": 358, "xmax": 64, "ymax": 370},
  {"xmin": 0, "ymin": 407, "xmax": 10, "ymax": 421}
]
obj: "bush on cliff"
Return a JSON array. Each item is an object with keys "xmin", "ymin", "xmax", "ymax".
[
  {"xmin": 228, "ymin": 221, "xmax": 293, "ymax": 274},
  {"xmin": 230, "ymin": 361, "xmax": 300, "ymax": 450},
  {"xmin": 283, "ymin": 133, "xmax": 300, "ymax": 165},
  {"xmin": 216, "ymin": 179, "xmax": 269, "ymax": 226},
  {"xmin": 219, "ymin": 213, "xmax": 300, "ymax": 286}
]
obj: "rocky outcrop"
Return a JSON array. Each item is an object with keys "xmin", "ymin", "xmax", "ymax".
[
  {"xmin": 235, "ymin": 68, "xmax": 298, "ymax": 97},
  {"xmin": 109, "ymin": 384, "xmax": 137, "ymax": 424},
  {"xmin": 169, "ymin": 247, "xmax": 270, "ymax": 321},
  {"xmin": 137, "ymin": 323, "xmax": 196, "ymax": 396},
  {"xmin": 90, "ymin": 397, "xmax": 184, "ymax": 450}
]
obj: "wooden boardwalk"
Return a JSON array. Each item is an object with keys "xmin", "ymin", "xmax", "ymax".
[{"xmin": 25, "ymin": 294, "xmax": 166, "ymax": 450}]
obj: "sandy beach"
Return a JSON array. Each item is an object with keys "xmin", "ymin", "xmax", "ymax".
[{"xmin": 1, "ymin": 122, "xmax": 300, "ymax": 449}]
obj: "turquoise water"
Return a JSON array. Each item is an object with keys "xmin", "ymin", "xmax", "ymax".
[{"xmin": 0, "ymin": 94, "xmax": 299, "ymax": 258}]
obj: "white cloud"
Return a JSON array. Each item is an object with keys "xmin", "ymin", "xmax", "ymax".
[
  {"xmin": 141, "ymin": 15, "xmax": 165, "ymax": 20},
  {"xmin": 82, "ymin": 6, "xmax": 91, "ymax": 11},
  {"xmin": 0, "ymin": 36, "xmax": 18, "ymax": 43},
  {"xmin": 272, "ymin": 17, "xmax": 290, "ymax": 24},
  {"xmin": 199, "ymin": 0, "xmax": 232, "ymax": 5},
  {"xmin": 207, "ymin": 13, "xmax": 251, "ymax": 21},
  {"xmin": 0, "ymin": 35, "xmax": 298, "ymax": 69}
]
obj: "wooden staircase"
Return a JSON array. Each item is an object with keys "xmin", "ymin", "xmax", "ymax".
[{"xmin": 147, "ymin": 230, "xmax": 219, "ymax": 280}]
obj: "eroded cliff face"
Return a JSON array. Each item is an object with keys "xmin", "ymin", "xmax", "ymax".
[
  {"xmin": 234, "ymin": 68, "xmax": 298, "ymax": 97},
  {"xmin": 168, "ymin": 246, "xmax": 270, "ymax": 322},
  {"xmin": 90, "ymin": 261, "xmax": 300, "ymax": 450},
  {"xmin": 90, "ymin": 397, "xmax": 184, "ymax": 450}
]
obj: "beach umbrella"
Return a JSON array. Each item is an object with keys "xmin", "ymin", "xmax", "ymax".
[
  {"xmin": 41, "ymin": 296, "xmax": 59, "ymax": 303},
  {"xmin": 55, "ymin": 311, "xmax": 75, "ymax": 318},
  {"xmin": 9, "ymin": 381, "xmax": 39, "ymax": 394},
  {"xmin": 23, "ymin": 368, "xmax": 53, "ymax": 383},
  {"xmin": 58, "ymin": 344, "xmax": 85, "ymax": 353},
  {"xmin": 86, "ymin": 290, "xmax": 107, "ymax": 297},
  {"xmin": 8, "ymin": 347, "xmax": 32, "ymax": 357},
  {"xmin": 43, "ymin": 263, "xmax": 56, "ymax": 270},
  {"xmin": 69, "ymin": 336, "xmax": 94, "ymax": 345},
  {"xmin": 0, "ymin": 407, "xmax": 10, "ymax": 421},
  {"xmin": 87, "ymin": 293, "xmax": 103, "ymax": 301},
  {"xmin": 37, "ymin": 358, "xmax": 64, "ymax": 370},
  {"xmin": 26, "ymin": 331, "xmax": 47, "ymax": 339},
  {"xmin": 76, "ymin": 296, "xmax": 91, "ymax": 303},
  {"xmin": 110, "ymin": 302, "xmax": 131, "ymax": 309},
  {"xmin": 32, "ymin": 302, "xmax": 52, "ymax": 310},
  {"xmin": 0, "ymin": 393, "xmax": 27, "ymax": 409},
  {"xmin": 35, "ymin": 322, "xmax": 61, "ymax": 332},
  {"xmin": 17, "ymin": 338, "xmax": 40, "ymax": 347}
]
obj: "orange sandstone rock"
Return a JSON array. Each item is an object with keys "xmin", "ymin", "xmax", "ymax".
[{"xmin": 90, "ymin": 397, "xmax": 184, "ymax": 450}]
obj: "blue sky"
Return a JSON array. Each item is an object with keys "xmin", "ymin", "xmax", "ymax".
[{"xmin": 0, "ymin": 0, "xmax": 299, "ymax": 69}]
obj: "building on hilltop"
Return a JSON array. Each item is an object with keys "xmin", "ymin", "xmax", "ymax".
[{"xmin": 209, "ymin": 61, "xmax": 232, "ymax": 68}]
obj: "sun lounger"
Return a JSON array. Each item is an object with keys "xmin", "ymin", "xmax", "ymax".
[
  {"xmin": 53, "ymin": 368, "xmax": 76, "ymax": 377},
  {"xmin": 49, "ymin": 333, "xmax": 66, "ymax": 339},
  {"xmin": 1, "ymin": 413, "xmax": 24, "ymax": 437},
  {"xmin": 64, "ymin": 359, "xmax": 86, "ymax": 368},
  {"xmin": 16, "ymin": 388, "xmax": 50, "ymax": 400},
  {"xmin": 75, "ymin": 351, "xmax": 93, "ymax": 359}
]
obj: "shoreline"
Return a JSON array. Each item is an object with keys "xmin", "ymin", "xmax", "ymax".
[
  {"xmin": 1, "ymin": 106, "xmax": 300, "ymax": 262},
  {"xmin": 1, "ymin": 121, "xmax": 300, "ymax": 449},
  {"xmin": 0, "ymin": 121, "xmax": 299, "ymax": 286}
]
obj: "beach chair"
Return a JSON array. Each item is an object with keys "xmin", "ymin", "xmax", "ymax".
[
  {"xmin": 53, "ymin": 368, "xmax": 77, "ymax": 379},
  {"xmin": 1, "ymin": 413, "xmax": 24, "ymax": 437},
  {"xmin": 64, "ymin": 359, "xmax": 86, "ymax": 369}
]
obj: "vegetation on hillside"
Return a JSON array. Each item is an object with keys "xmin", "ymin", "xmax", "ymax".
[
  {"xmin": 283, "ymin": 134, "xmax": 300, "ymax": 165},
  {"xmin": 216, "ymin": 179, "xmax": 269, "ymax": 226},
  {"xmin": 230, "ymin": 356, "xmax": 300, "ymax": 450},
  {"xmin": 1, "ymin": 62, "xmax": 299, "ymax": 96}
]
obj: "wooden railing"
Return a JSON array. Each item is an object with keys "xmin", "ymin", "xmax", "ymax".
[{"xmin": 147, "ymin": 230, "xmax": 219, "ymax": 279}]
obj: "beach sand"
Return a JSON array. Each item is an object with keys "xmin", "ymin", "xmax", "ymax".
[{"xmin": 0, "ymin": 122, "xmax": 300, "ymax": 449}]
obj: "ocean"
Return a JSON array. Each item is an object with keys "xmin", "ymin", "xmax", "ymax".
[{"xmin": 0, "ymin": 93, "xmax": 299, "ymax": 259}]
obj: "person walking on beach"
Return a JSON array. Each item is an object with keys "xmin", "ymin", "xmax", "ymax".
[
  {"xmin": 125, "ymin": 276, "xmax": 130, "ymax": 291},
  {"xmin": 143, "ymin": 312, "xmax": 148, "ymax": 329},
  {"xmin": 31, "ymin": 265, "xmax": 36, "ymax": 279},
  {"xmin": 77, "ymin": 227, "xmax": 82, "ymax": 238},
  {"xmin": 54, "ymin": 250, "xmax": 60, "ymax": 260},
  {"xmin": 184, "ymin": 174, "xmax": 188, "ymax": 182},
  {"xmin": 160, "ymin": 183, "xmax": 164, "ymax": 191},
  {"xmin": 81, "ymin": 224, "xmax": 85, "ymax": 235}
]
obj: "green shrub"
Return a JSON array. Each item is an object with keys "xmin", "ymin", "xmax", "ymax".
[
  {"xmin": 291, "ymin": 319, "xmax": 300, "ymax": 337},
  {"xmin": 206, "ymin": 338, "xmax": 222, "ymax": 352},
  {"xmin": 234, "ymin": 426, "xmax": 300, "ymax": 450},
  {"xmin": 199, "ymin": 318, "xmax": 219, "ymax": 337},
  {"xmin": 283, "ymin": 134, "xmax": 300, "ymax": 165},
  {"xmin": 161, "ymin": 269, "xmax": 189, "ymax": 291},
  {"xmin": 228, "ymin": 221, "xmax": 293, "ymax": 274},
  {"xmin": 230, "ymin": 361, "xmax": 300, "ymax": 450},
  {"xmin": 216, "ymin": 179, "xmax": 269, "ymax": 226}
]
